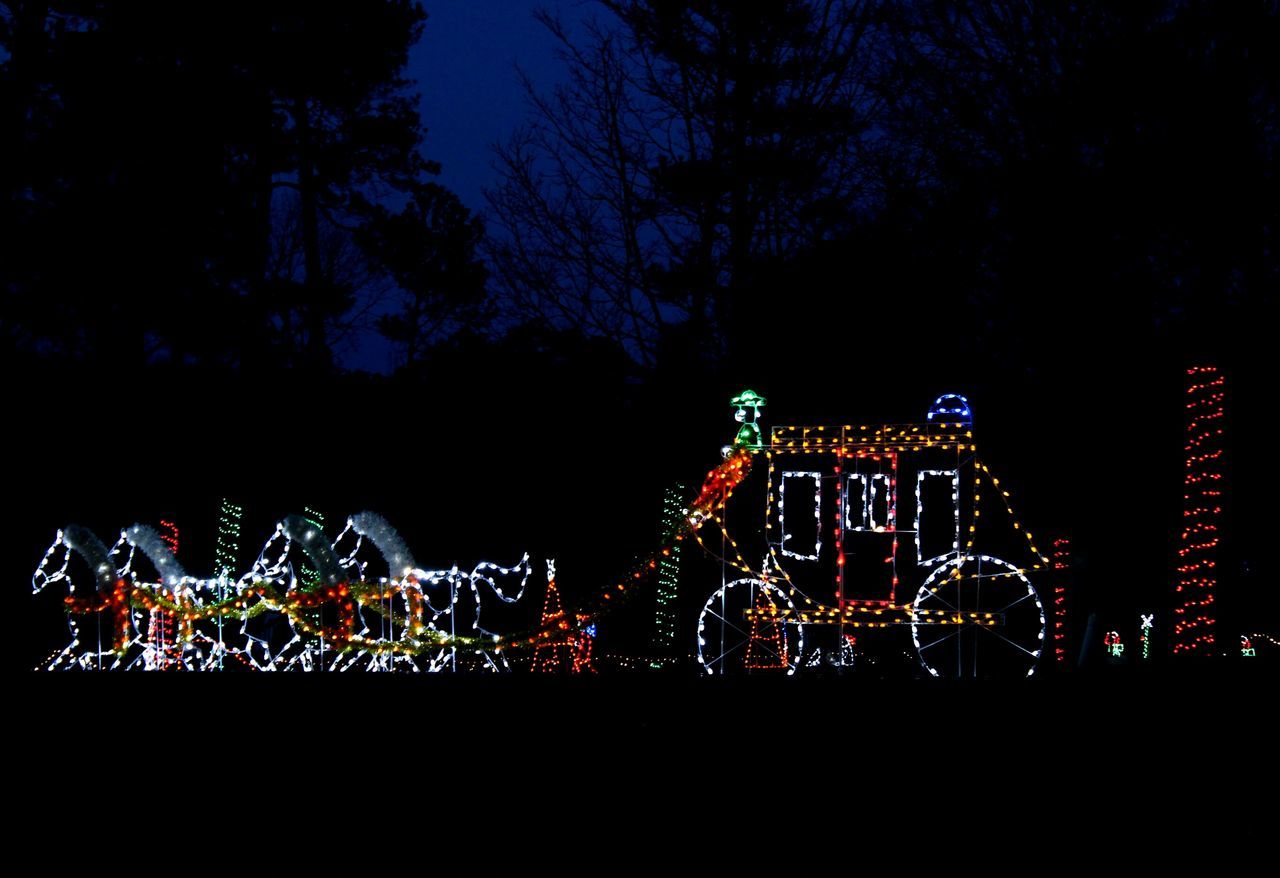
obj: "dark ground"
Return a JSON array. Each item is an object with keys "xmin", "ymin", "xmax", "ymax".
[{"xmin": 15, "ymin": 668, "xmax": 1271, "ymax": 851}]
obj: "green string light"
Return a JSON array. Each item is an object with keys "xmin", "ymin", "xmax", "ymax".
[
  {"xmin": 652, "ymin": 483, "xmax": 684, "ymax": 656},
  {"xmin": 214, "ymin": 499, "xmax": 242, "ymax": 578},
  {"xmin": 299, "ymin": 506, "xmax": 325, "ymax": 589}
]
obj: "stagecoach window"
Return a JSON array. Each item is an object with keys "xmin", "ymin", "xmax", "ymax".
[
  {"xmin": 845, "ymin": 474, "xmax": 868, "ymax": 531},
  {"xmin": 915, "ymin": 469, "xmax": 961, "ymax": 565},
  {"xmin": 869, "ymin": 474, "xmax": 893, "ymax": 530},
  {"xmin": 845, "ymin": 473, "xmax": 894, "ymax": 531},
  {"xmin": 779, "ymin": 471, "xmax": 822, "ymax": 561}
]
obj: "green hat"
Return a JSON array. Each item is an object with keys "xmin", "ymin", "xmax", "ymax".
[{"xmin": 731, "ymin": 389, "xmax": 766, "ymax": 408}]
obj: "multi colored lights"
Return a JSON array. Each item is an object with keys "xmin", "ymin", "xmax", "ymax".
[
  {"xmin": 926, "ymin": 393, "xmax": 972, "ymax": 425},
  {"xmin": 533, "ymin": 561, "xmax": 574, "ymax": 672},
  {"xmin": 298, "ymin": 506, "xmax": 326, "ymax": 589},
  {"xmin": 1172, "ymin": 366, "xmax": 1225, "ymax": 655},
  {"xmin": 31, "ymin": 441, "xmax": 755, "ymax": 672},
  {"xmin": 1104, "ymin": 631, "xmax": 1125, "ymax": 658},
  {"xmin": 702, "ymin": 392, "xmax": 1048, "ymax": 678},
  {"xmin": 1140, "ymin": 613, "xmax": 1154, "ymax": 661}
]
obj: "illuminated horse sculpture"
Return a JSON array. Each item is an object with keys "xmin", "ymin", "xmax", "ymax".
[{"xmin": 31, "ymin": 512, "xmax": 536, "ymax": 672}]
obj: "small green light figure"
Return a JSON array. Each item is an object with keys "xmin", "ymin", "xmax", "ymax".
[{"xmin": 731, "ymin": 389, "xmax": 767, "ymax": 448}]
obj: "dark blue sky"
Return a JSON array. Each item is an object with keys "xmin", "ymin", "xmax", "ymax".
[{"xmin": 406, "ymin": 2, "xmax": 584, "ymax": 215}]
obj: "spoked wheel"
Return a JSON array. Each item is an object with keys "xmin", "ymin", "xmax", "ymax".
[
  {"xmin": 696, "ymin": 578, "xmax": 804, "ymax": 675},
  {"xmin": 911, "ymin": 554, "xmax": 1045, "ymax": 679}
]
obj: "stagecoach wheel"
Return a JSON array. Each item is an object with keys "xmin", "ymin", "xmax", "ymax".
[
  {"xmin": 696, "ymin": 578, "xmax": 804, "ymax": 675},
  {"xmin": 911, "ymin": 554, "xmax": 1045, "ymax": 679}
]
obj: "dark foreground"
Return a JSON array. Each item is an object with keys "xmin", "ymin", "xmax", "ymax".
[{"xmin": 16, "ymin": 669, "xmax": 1270, "ymax": 852}]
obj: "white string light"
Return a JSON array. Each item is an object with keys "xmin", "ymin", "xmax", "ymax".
[{"xmin": 779, "ymin": 471, "xmax": 822, "ymax": 561}]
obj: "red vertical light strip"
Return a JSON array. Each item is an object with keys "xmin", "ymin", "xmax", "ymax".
[
  {"xmin": 1051, "ymin": 538, "xmax": 1070, "ymax": 665},
  {"xmin": 889, "ymin": 454, "xmax": 899, "ymax": 605},
  {"xmin": 159, "ymin": 520, "xmax": 179, "ymax": 556},
  {"xmin": 1172, "ymin": 366, "xmax": 1225, "ymax": 655},
  {"xmin": 153, "ymin": 519, "xmax": 181, "ymax": 668},
  {"xmin": 834, "ymin": 458, "xmax": 844, "ymax": 611}
]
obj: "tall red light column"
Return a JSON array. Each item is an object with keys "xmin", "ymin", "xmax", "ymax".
[{"xmin": 1171, "ymin": 366, "xmax": 1225, "ymax": 655}]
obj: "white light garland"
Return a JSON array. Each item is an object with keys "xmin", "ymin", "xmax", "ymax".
[
  {"xmin": 914, "ymin": 469, "xmax": 960, "ymax": 565},
  {"xmin": 30, "ymin": 511, "xmax": 538, "ymax": 673},
  {"xmin": 779, "ymin": 471, "xmax": 822, "ymax": 561}
]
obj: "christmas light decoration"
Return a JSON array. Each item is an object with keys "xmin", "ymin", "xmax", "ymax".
[
  {"xmin": 214, "ymin": 499, "xmax": 242, "ymax": 577},
  {"xmin": 1140, "ymin": 613, "xmax": 1154, "ymax": 661},
  {"xmin": 533, "ymin": 560, "xmax": 575, "ymax": 672},
  {"xmin": 159, "ymin": 520, "xmax": 179, "ymax": 556},
  {"xmin": 1052, "ymin": 538, "xmax": 1070, "ymax": 665},
  {"xmin": 1104, "ymin": 631, "xmax": 1125, "ymax": 658},
  {"xmin": 1172, "ymin": 366, "xmax": 1225, "ymax": 655},
  {"xmin": 652, "ymin": 483, "xmax": 684, "ymax": 653},
  {"xmin": 31, "ymin": 509, "xmax": 544, "ymax": 672},
  {"xmin": 697, "ymin": 391, "xmax": 1047, "ymax": 677},
  {"xmin": 1240, "ymin": 635, "xmax": 1255, "ymax": 658},
  {"xmin": 298, "ymin": 506, "xmax": 326, "ymax": 589},
  {"xmin": 731, "ymin": 389, "xmax": 767, "ymax": 448},
  {"xmin": 926, "ymin": 393, "xmax": 972, "ymax": 424},
  {"xmin": 745, "ymin": 584, "xmax": 789, "ymax": 669},
  {"xmin": 29, "ymin": 389, "xmax": 1050, "ymax": 678},
  {"xmin": 779, "ymin": 471, "xmax": 822, "ymax": 560}
]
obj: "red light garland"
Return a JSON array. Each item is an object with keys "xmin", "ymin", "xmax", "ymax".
[
  {"xmin": 1051, "ymin": 538, "xmax": 1070, "ymax": 666},
  {"xmin": 1172, "ymin": 366, "xmax": 1225, "ymax": 656}
]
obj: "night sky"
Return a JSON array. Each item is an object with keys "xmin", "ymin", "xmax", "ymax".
[{"xmin": 408, "ymin": 3, "xmax": 580, "ymax": 214}]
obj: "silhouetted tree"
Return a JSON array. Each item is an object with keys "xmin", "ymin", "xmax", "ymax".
[
  {"xmin": 361, "ymin": 183, "xmax": 489, "ymax": 370},
  {"xmin": 486, "ymin": 0, "xmax": 888, "ymax": 366},
  {"xmin": 0, "ymin": 1, "xmax": 487, "ymax": 371}
]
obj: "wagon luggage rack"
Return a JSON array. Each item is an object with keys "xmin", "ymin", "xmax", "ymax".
[
  {"xmin": 743, "ymin": 604, "xmax": 1004, "ymax": 628},
  {"xmin": 770, "ymin": 422, "xmax": 975, "ymax": 451}
]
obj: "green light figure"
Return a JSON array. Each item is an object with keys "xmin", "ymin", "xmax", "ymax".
[{"xmin": 731, "ymin": 389, "xmax": 767, "ymax": 448}]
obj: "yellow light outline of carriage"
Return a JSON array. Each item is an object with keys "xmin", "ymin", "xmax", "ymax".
[{"xmin": 693, "ymin": 393, "xmax": 1050, "ymax": 678}]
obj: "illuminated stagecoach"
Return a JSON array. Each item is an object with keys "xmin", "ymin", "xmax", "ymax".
[{"xmin": 694, "ymin": 392, "xmax": 1048, "ymax": 678}]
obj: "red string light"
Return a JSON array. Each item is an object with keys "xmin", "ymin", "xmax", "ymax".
[
  {"xmin": 1172, "ymin": 366, "xmax": 1225, "ymax": 655},
  {"xmin": 1051, "ymin": 537, "xmax": 1070, "ymax": 665},
  {"xmin": 532, "ymin": 573, "xmax": 575, "ymax": 672}
]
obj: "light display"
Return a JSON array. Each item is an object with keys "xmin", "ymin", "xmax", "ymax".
[
  {"xmin": 533, "ymin": 560, "xmax": 575, "ymax": 672},
  {"xmin": 779, "ymin": 471, "xmax": 822, "ymax": 560},
  {"xmin": 1140, "ymin": 613, "xmax": 1154, "ymax": 661},
  {"xmin": 1240, "ymin": 635, "xmax": 1255, "ymax": 658},
  {"xmin": 31, "ymin": 445, "xmax": 753, "ymax": 672},
  {"xmin": 1052, "ymin": 538, "xmax": 1070, "ymax": 666},
  {"xmin": 1104, "ymin": 631, "xmax": 1125, "ymax": 658},
  {"xmin": 298, "ymin": 506, "xmax": 326, "ymax": 589},
  {"xmin": 926, "ymin": 393, "xmax": 972, "ymax": 425},
  {"xmin": 697, "ymin": 391, "xmax": 1047, "ymax": 678},
  {"xmin": 146, "ymin": 520, "xmax": 181, "ymax": 669},
  {"xmin": 30, "ymin": 389, "xmax": 1052, "ymax": 679},
  {"xmin": 731, "ymin": 389, "xmax": 767, "ymax": 448},
  {"xmin": 1172, "ymin": 366, "xmax": 1225, "ymax": 655},
  {"xmin": 745, "ymin": 585, "xmax": 789, "ymax": 669},
  {"xmin": 214, "ymin": 499, "xmax": 243, "ymax": 577},
  {"xmin": 652, "ymin": 483, "xmax": 684, "ymax": 653}
]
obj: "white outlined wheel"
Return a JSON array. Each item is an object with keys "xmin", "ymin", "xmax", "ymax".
[
  {"xmin": 911, "ymin": 554, "xmax": 1045, "ymax": 679},
  {"xmin": 696, "ymin": 578, "xmax": 804, "ymax": 675}
]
